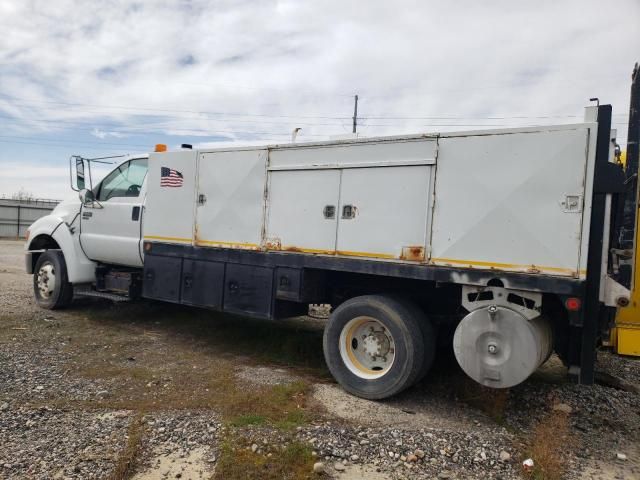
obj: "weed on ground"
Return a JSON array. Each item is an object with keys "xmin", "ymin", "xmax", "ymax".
[
  {"xmin": 213, "ymin": 436, "xmax": 315, "ymax": 480},
  {"xmin": 522, "ymin": 409, "xmax": 576, "ymax": 480}
]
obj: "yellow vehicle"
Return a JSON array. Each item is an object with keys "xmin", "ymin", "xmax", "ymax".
[
  {"xmin": 611, "ymin": 62, "xmax": 640, "ymax": 356},
  {"xmin": 612, "ymin": 151, "xmax": 640, "ymax": 355}
]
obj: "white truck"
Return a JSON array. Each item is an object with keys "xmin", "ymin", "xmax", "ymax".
[{"xmin": 25, "ymin": 105, "xmax": 630, "ymax": 399}]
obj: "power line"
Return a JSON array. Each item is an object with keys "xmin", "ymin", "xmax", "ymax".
[
  {"xmin": 361, "ymin": 114, "xmax": 628, "ymax": 120},
  {"xmin": 0, "ymin": 139, "xmax": 139, "ymax": 152},
  {"xmin": 0, "ymin": 113, "xmax": 349, "ymax": 129},
  {"xmin": 0, "ymin": 97, "xmax": 353, "ymax": 120},
  {"xmin": 1, "ymin": 111, "xmax": 628, "ymax": 137},
  {"xmin": 1, "ymin": 95, "xmax": 628, "ymax": 122},
  {"xmin": 0, "ymin": 134, "xmax": 151, "ymax": 149}
]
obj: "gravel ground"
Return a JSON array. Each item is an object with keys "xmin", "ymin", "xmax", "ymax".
[
  {"xmin": 0, "ymin": 407, "xmax": 131, "ymax": 479},
  {"xmin": 1, "ymin": 239, "xmax": 640, "ymax": 479}
]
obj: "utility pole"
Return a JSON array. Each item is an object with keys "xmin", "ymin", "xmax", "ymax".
[{"xmin": 352, "ymin": 94, "xmax": 359, "ymax": 134}]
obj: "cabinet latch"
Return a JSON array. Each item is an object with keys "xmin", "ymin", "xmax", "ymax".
[{"xmin": 562, "ymin": 195, "xmax": 582, "ymax": 213}]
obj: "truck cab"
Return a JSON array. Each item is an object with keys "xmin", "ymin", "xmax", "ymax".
[{"xmin": 25, "ymin": 154, "xmax": 150, "ymax": 307}]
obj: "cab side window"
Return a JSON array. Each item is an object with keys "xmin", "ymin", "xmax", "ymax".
[{"xmin": 97, "ymin": 159, "xmax": 148, "ymax": 201}]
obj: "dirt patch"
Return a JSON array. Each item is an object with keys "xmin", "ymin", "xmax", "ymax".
[
  {"xmin": 131, "ymin": 445, "xmax": 211, "ymax": 480},
  {"xmin": 339, "ymin": 464, "xmax": 392, "ymax": 479},
  {"xmin": 236, "ymin": 365, "xmax": 300, "ymax": 386},
  {"xmin": 313, "ymin": 383, "xmax": 475, "ymax": 431}
]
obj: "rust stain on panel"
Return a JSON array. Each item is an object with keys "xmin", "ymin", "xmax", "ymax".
[
  {"xmin": 282, "ymin": 245, "xmax": 336, "ymax": 255},
  {"xmin": 401, "ymin": 246, "xmax": 425, "ymax": 261},
  {"xmin": 264, "ymin": 238, "xmax": 282, "ymax": 250}
]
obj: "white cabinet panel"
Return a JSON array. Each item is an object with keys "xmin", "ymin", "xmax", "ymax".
[
  {"xmin": 266, "ymin": 169, "xmax": 340, "ymax": 253},
  {"xmin": 144, "ymin": 150, "xmax": 197, "ymax": 245},
  {"xmin": 430, "ymin": 128, "xmax": 590, "ymax": 276},
  {"xmin": 336, "ymin": 166, "xmax": 431, "ymax": 259},
  {"xmin": 196, "ymin": 150, "xmax": 267, "ymax": 249},
  {"xmin": 269, "ymin": 139, "xmax": 437, "ymax": 169}
]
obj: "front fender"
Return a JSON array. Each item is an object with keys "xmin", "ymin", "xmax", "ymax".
[{"xmin": 26, "ymin": 215, "xmax": 96, "ymax": 284}]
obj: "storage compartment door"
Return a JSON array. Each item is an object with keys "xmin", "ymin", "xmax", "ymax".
[
  {"xmin": 336, "ymin": 166, "xmax": 432, "ymax": 260},
  {"xmin": 266, "ymin": 169, "xmax": 340, "ymax": 254},
  {"xmin": 223, "ymin": 264, "xmax": 274, "ymax": 318},
  {"xmin": 142, "ymin": 255, "xmax": 183, "ymax": 302},
  {"xmin": 195, "ymin": 150, "xmax": 267, "ymax": 249},
  {"xmin": 144, "ymin": 150, "xmax": 197, "ymax": 246},
  {"xmin": 430, "ymin": 128, "xmax": 591, "ymax": 276},
  {"xmin": 181, "ymin": 259, "xmax": 225, "ymax": 308}
]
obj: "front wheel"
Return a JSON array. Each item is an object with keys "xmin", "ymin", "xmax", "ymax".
[
  {"xmin": 33, "ymin": 251, "xmax": 73, "ymax": 309},
  {"xmin": 323, "ymin": 295, "xmax": 430, "ymax": 400}
]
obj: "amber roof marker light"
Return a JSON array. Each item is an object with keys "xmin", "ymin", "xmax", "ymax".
[{"xmin": 155, "ymin": 144, "xmax": 167, "ymax": 152}]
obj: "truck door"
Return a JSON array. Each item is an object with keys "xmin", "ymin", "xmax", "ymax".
[{"xmin": 80, "ymin": 158, "xmax": 148, "ymax": 267}]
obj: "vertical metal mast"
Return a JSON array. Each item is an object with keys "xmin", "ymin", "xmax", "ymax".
[
  {"xmin": 623, "ymin": 64, "xmax": 640, "ymax": 245},
  {"xmin": 352, "ymin": 94, "xmax": 359, "ymax": 134}
]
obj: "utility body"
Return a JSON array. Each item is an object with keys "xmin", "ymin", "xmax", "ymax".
[{"xmin": 25, "ymin": 105, "xmax": 631, "ymax": 399}]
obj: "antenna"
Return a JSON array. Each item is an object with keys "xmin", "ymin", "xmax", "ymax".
[{"xmin": 352, "ymin": 94, "xmax": 359, "ymax": 134}]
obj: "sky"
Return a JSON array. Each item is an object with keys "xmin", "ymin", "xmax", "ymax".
[{"xmin": 1, "ymin": 0, "xmax": 639, "ymax": 200}]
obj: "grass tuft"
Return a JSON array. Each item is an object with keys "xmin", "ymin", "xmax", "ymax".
[
  {"xmin": 229, "ymin": 414, "xmax": 267, "ymax": 427},
  {"xmin": 213, "ymin": 437, "xmax": 315, "ymax": 480},
  {"xmin": 523, "ymin": 409, "xmax": 576, "ymax": 480},
  {"xmin": 107, "ymin": 412, "xmax": 144, "ymax": 480}
]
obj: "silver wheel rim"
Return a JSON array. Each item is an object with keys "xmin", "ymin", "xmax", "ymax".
[
  {"xmin": 339, "ymin": 316, "xmax": 396, "ymax": 379},
  {"xmin": 36, "ymin": 262, "xmax": 56, "ymax": 299}
]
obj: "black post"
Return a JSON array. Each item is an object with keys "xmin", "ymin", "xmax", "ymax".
[
  {"xmin": 580, "ymin": 105, "xmax": 626, "ymax": 384},
  {"xmin": 352, "ymin": 95, "xmax": 359, "ymax": 134},
  {"xmin": 16, "ymin": 205, "xmax": 21, "ymax": 238}
]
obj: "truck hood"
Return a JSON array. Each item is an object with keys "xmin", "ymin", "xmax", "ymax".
[{"xmin": 50, "ymin": 196, "xmax": 82, "ymax": 223}]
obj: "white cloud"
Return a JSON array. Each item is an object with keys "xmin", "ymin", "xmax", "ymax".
[
  {"xmin": 91, "ymin": 128, "xmax": 127, "ymax": 139},
  {"xmin": 0, "ymin": 0, "xmax": 638, "ymax": 197}
]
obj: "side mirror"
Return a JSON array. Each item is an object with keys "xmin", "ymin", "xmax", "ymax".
[
  {"xmin": 79, "ymin": 188, "xmax": 95, "ymax": 204},
  {"xmin": 76, "ymin": 157, "xmax": 86, "ymax": 190}
]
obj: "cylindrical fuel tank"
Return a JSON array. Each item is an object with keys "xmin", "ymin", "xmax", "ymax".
[{"xmin": 453, "ymin": 306, "xmax": 553, "ymax": 388}]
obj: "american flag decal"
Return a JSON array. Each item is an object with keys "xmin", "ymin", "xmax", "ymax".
[{"xmin": 160, "ymin": 167, "xmax": 184, "ymax": 187}]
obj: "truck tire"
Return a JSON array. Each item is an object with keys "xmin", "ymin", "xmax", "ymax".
[
  {"xmin": 402, "ymin": 299, "xmax": 436, "ymax": 383},
  {"xmin": 323, "ymin": 295, "xmax": 426, "ymax": 400},
  {"xmin": 33, "ymin": 251, "xmax": 73, "ymax": 309}
]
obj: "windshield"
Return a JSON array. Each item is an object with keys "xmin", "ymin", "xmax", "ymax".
[{"xmin": 96, "ymin": 158, "xmax": 148, "ymax": 201}]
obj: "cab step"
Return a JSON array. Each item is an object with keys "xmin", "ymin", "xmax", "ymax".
[{"xmin": 73, "ymin": 286, "xmax": 131, "ymax": 302}]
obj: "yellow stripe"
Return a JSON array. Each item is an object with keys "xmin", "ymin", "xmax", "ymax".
[
  {"xmin": 144, "ymin": 235, "xmax": 192, "ymax": 243},
  {"xmin": 337, "ymin": 250, "xmax": 396, "ymax": 259},
  {"xmin": 431, "ymin": 257, "xmax": 582, "ymax": 275},
  {"xmin": 143, "ymin": 238, "xmax": 585, "ymax": 276},
  {"xmin": 195, "ymin": 239, "xmax": 260, "ymax": 249},
  {"xmin": 279, "ymin": 245, "xmax": 335, "ymax": 255},
  {"xmin": 278, "ymin": 245, "xmax": 397, "ymax": 259}
]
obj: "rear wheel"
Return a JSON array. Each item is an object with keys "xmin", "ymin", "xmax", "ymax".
[
  {"xmin": 33, "ymin": 251, "xmax": 73, "ymax": 309},
  {"xmin": 323, "ymin": 295, "xmax": 429, "ymax": 399}
]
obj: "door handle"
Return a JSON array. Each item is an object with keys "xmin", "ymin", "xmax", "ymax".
[
  {"xmin": 132, "ymin": 206, "xmax": 141, "ymax": 221},
  {"xmin": 323, "ymin": 205, "xmax": 336, "ymax": 219},
  {"xmin": 341, "ymin": 205, "xmax": 357, "ymax": 219}
]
